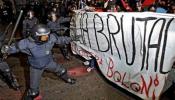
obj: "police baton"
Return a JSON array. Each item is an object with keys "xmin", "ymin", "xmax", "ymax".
[
  {"xmin": 7, "ymin": 10, "xmax": 23, "ymax": 46},
  {"xmin": 2, "ymin": 10, "xmax": 23, "ymax": 60}
]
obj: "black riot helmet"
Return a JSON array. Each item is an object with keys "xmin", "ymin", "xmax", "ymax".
[{"xmin": 31, "ymin": 24, "xmax": 50, "ymax": 44}]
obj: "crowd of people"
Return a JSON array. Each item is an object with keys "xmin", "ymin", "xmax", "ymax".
[
  {"xmin": 1, "ymin": 0, "xmax": 175, "ymax": 24},
  {"xmin": 82, "ymin": 0, "xmax": 175, "ymax": 13}
]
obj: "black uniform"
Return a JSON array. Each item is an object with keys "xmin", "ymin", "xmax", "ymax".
[
  {"xmin": 22, "ymin": 17, "xmax": 38, "ymax": 38},
  {"xmin": 0, "ymin": 26, "xmax": 19, "ymax": 91},
  {"xmin": 0, "ymin": 58, "xmax": 20, "ymax": 90},
  {"xmin": 47, "ymin": 16, "xmax": 71, "ymax": 60},
  {"xmin": 0, "ymin": 3, "xmax": 13, "ymax": 24},
  {"xmin": 47, "ymin": 17, "xmax": 70, "ymax": 35}
]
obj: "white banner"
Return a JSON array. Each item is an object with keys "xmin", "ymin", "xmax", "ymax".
[{"xmin": 70, "ymin": 11, "xmax": 175, "ymax": 100}]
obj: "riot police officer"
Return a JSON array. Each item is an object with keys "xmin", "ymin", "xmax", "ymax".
[
  {"xmin": 0, "ymin": 28, "xmax": 19, "ymax": 91},
  {"xmin": 22, "ymin": 10, "xmax": 38, "ymax": 38},
  {"xmin": 1, "ymin": 24, "xmax": 75, "ymax": 100},
  {"xmin": 0, "ymin": 2, "xmax": 13, "ymax": 24},
  {"xmin": 0, "ymin": 58, "xmax": 20, "ymax": 90},
  {"xmin": 47, "ymin": 11, "xmax": 71, "ymax": 60}
]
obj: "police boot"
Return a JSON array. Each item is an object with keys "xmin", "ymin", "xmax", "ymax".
[
  {"xmin": 61, "ymin": 45, "xmax": 70, "ymax": 60},
  {"xmin": 1, "ymin": 70, "xmax": 20, "ymax": 90},
  {"xmin": 24, "ymin": 89, "xmax": 40, "ymax": 100},
  {"xmin": 57, "ymin": 69, "xmax": 76, "ymax": 84}
]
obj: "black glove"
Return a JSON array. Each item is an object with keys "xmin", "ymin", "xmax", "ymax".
[{"xmin": 1, "ymin": 45, "xmax": 9, "ymax": 54}]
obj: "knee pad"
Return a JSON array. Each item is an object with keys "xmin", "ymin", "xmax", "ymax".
[{"xmin": 56, "ymin": 68, "xmax": 67, "ymax": 76}]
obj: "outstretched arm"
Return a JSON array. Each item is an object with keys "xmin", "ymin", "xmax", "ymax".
[
  {"xmin": 1, "ymin": 39, "xmax": 28, "ymax": 54},
  {"xmin": 51, "ymin": 34, "xmax": 72, "ymax": 45},
  {"xmin": 59, "ymin": 17, "xmax": 71, "ymax": 24}
]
